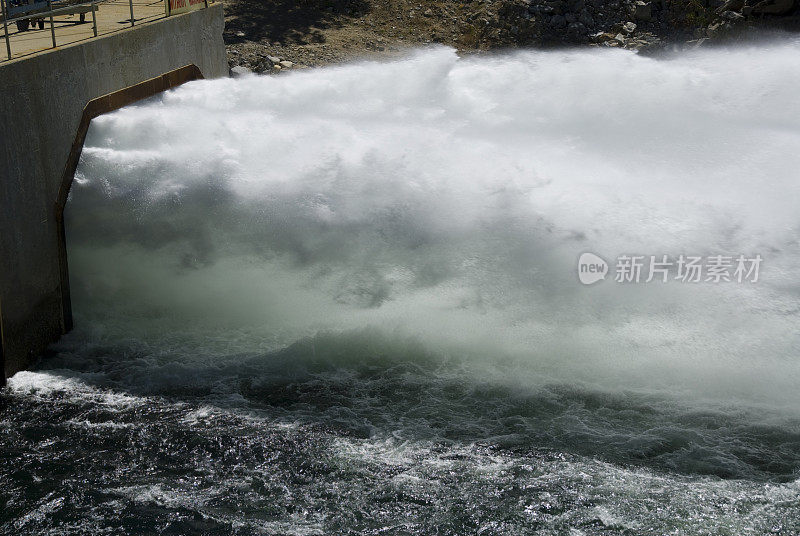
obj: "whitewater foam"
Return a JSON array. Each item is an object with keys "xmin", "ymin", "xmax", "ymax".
[{"xmin": 62, "ymin": 44, "xmax": 800, "ymax": 409}]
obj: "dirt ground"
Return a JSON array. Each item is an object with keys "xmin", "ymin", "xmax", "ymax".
[
  {"xmin": 222, "ymin": 0, "xmax": 539, "ymax": 72},
  {"xmin": 221, "ymin": 0, "xmax": 800, "ymax": 73}
]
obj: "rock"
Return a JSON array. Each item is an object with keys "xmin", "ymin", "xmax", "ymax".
[
  {"xmin": 623, "ymin": 21, "xmax": 637, "ymax": 33},
  {"xmin": 720, "ymin": 9, "xmax": 745, "ymax": 20},
  {"xmin": 267, "ymin": 55, "xmax": 280, "ymax": 64},
  {"xmin": 551, "ymin": 14, "xmax": 568, "ymax": 27},
  {"xmin": 706, "ymin": 20, "xmax": 734, "ymax": 37},
  {"xmin": 279, "ymin": 60, "xmax": 294, "ymax": 69},
  {"xmin": 579, "ymin": 9, "xmax": 595, "ymax": 26},
  {"xmin": 565, "ymin": 12, "xmax": 577, "ymax": 23},
  {"xmin": 715, "ymin": 0, "xmax": 745, "ymax": 13},
  {"xmin": 635, "ymin": 34, "xmax": 665, "ymax": 54},
  {"xmin": 423, "ymin": 8, "xmax": 433, "ymax": 16},
  {"xmin": 707, "ymin": 7, "xmax": 747, "ymax": 37},
  {"xmin": 592, "ymin": 31, "xmax": 627, "ymax": 44},
  {"xmin": 568, "ymin": 21, "xmax": 587, "ymax": 34},
  {"xmin": 569, "ymin": 0, "xmax": 586, "ymax": 10},
  {"xmin": 632, "ymin": 1, "xmax": 652, "ymax": 21},
  {"xmin": 230, "ymin": 65, "xmax": 252, "ymax": 78},
  {"xmin": 236, "ymin": 31, "xmax": 246, "ymax": 38},
  {"xmin": 747, "ymin": 0, "xmax": 796, "ymax": 15}
]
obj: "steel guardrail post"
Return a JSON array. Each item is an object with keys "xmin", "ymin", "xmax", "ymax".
[
  {"xmin": 90, "ymin": 0, "xmax": 96, "ymax": 36},
  {"xmin": 47, "ymin": 0, "xmax": 56, "ymax": 48},
  {"xmin": 1, "ymin": 0, "xmax": 11, "ymax": 60},
  {"xmin": 128, "ymin": 0, "xmax": 134, "ymax": 26}
]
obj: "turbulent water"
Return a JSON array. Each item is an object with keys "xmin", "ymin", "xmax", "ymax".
[{"xmin": 3, "ymin": 42, "xmax": 800, "ymax": 535}]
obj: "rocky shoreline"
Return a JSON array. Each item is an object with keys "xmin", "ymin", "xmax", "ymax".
[{"xmin": 223, "ymin": 0, "xmax": 800, "ymax": 74}]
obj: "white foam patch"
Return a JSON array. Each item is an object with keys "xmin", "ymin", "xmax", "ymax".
[
  {"xmin": 7, "ymin": 371, "xmax": 144, "ymax": 408},
  {"xmin": 106, "ymin": 484, "xmax": 325, "ymax": 535}
]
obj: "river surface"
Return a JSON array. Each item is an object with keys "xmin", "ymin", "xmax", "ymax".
[{"xmin": 2, "ymin": 43, "xmax": 800, "ymax": 535}]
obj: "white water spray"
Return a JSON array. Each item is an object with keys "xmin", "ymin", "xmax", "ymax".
[{"xmin": 66, "ymin": 43, "xmax": 800, "ymax": 408}]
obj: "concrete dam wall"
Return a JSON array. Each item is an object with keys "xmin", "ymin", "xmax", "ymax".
[{"xmin": 0, "ymin": 4, "xmax": 228, "ymax": 384}]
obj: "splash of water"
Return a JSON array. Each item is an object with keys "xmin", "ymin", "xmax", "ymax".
[{"xmin": 65, "ymin": 43, "xmax": 800, "ymax": 408}]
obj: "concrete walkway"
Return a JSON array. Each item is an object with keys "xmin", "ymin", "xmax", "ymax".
[{"xmin": 2, "ymin": 0, "xmax": 170, "ymax": 61}]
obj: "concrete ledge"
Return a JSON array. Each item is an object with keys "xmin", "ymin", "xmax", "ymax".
[{"xmin": 0, "ymin": 4, "xmax": 227, "ymax": 384}]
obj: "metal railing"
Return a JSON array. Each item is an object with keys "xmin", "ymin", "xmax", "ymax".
[
  {"xmin": 2, "ymin": 0, "xmax": 122, "ymax": 61},
  {"xmin": 1, "ymin": 0, "xmax": 211, "ymax": 61}
]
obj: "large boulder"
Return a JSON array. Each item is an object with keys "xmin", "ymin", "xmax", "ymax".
[
  {"xmin": 230, "ymin": 65, "xmax": 253, "ymax": 78},
  {"xmin": 631, "ymin": 1, "xmax": 653, "ymax": 21}
]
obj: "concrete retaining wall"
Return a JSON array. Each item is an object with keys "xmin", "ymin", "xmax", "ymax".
[{"xmin": 0, "ymin": 4, "xmax": 228, "ymax": 383}]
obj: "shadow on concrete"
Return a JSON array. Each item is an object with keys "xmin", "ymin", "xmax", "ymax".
[{"xmin": 223, "ymin": 0, "xmax": 370, "ymax": 45}]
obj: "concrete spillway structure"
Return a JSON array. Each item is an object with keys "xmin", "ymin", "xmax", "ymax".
[{"xmin": 0, "ymin": 4, "xmax": 228, "ymax": 384}]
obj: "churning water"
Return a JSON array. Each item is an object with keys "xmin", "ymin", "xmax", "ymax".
[{"xmin": 3, "ymin": 43, "xmax": 800, "ymax": 534}]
